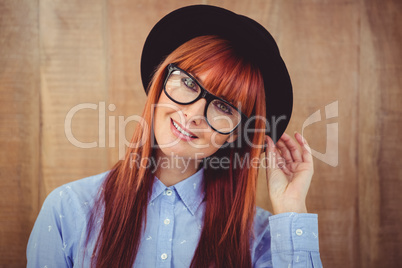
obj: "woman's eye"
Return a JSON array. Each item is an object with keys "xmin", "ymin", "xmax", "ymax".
[
  {"xmin": 182, "ymin": 78, "xmax": 198, "ymax": 92},
  {"xmin": 215, "ymin": 102, "xmax": 233, "ymax": 115}
]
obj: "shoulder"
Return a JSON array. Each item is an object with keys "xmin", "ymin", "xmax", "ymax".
[
  {"xmin": 42, "ymin": 171, "xmax": 109, "ymax": 216},
  {"xmin": 27, "ymin": 171, "xmax": 109, "ymax": 265},
  {"xmin": 58, "ymin": 171, "xmax": 108, "ymax": 200}
]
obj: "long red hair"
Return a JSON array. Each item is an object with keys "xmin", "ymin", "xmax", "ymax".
[{"xmin": 86, "ymin": 35, "xmax": 266, "ymax": 267}]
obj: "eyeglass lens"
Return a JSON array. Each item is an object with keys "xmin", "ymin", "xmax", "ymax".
[{"xmin": 165, "ymin": 69, "xmax": 241, "ymax": 133}]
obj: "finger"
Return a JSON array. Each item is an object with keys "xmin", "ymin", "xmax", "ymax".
[
  {"xmin": 265, "ymin": 136, "xmax": 291, "ymax": 189},
  {"xmin": 295, "ymin": 132, "xmax": 313, "ymax": 164},
  {"xmin": 277, "ymin": 159, "xmax": 292, "ymax": 176},
  {"xmin": 265, "ymin": 135, "xmax": 276, "ymax": 160},
  {"xmin": 275, "ymin": 140, "xmax": 294, "ymax": 164},
  {"xmin": 270, "ymin": 140, "xmax": 293, "ymax": 176},
  {"xmin": 266, "ymin": 136, "xmax": 294, "ymax": 174},
  {"xmin": 279, "ymin": 133, "xmax": 303, "ymax": 162},
  {"xmin": 265, "ymin": 136, "xmax": 282, "ymax": 171}
]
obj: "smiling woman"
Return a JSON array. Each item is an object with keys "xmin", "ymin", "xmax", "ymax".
[
  {"xmin": 153, "ymin": 36, "xmax": 264, "ymax": 164},
  {"xmin": 26, "ymin": 5, "xmax": 321, "ymax": 268}
]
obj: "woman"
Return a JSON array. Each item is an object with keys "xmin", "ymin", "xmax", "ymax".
[{"xmin": 27, "ymin": 5, "xmax": 322, "ymax": 268}]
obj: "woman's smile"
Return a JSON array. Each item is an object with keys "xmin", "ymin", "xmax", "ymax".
[{"xmin": 170, "ymin": 118, "xmax": 198, "ymax": 141}]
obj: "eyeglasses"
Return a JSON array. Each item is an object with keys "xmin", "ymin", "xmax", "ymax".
[{"xmin": 163, "ymin": 64, "xmax": 248, "ymax": 134}]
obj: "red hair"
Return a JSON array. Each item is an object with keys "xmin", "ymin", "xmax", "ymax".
[{"xmin": 86, "ymin": 36, "xmax": 266, "ymax": 267}]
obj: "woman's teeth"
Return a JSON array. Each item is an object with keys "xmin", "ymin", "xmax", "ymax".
[{"xmin": 172, "ymin": 120, "xmax": 195, "ymax": 138}]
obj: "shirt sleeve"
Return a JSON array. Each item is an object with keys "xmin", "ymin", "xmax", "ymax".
[
  {"xmin": 253, "ymin": 212, "xmax": 322, "ymax": 268},
  {"xmin": 26, "ymin": 186, "xmax": 78, "ymax": 268}
]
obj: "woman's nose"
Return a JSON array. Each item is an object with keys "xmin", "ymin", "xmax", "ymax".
[{"xmin": 182, "ymin": 99, "xmax": 207, "ymax": 126}]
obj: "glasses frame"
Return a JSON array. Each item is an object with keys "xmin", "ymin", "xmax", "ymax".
[{"xmin": 163, "ymin": 63, "xmax": 248, "ymax": 135}]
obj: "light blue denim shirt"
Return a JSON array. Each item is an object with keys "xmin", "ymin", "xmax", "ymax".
[{"xmin": 27, "ymin": 170, "xmax": 322, "ymax": 267}]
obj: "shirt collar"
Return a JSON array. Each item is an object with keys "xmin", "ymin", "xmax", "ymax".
[
  {"xmin": 150, "ymin": 177, "xmax": 167, "ymax": 203},
  {"xmin": 150, "ymin": 168, "xmax": 205, "ymax": 216}
]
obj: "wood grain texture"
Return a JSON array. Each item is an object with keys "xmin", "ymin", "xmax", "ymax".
[
  {"xmin": 359, "ymin": 0, "xmax": 402, "ymax": 267},
  {"xmin": 1, "ymin": 1, "xmax": 401, "ymax": 267},
  {"xmin": 0, "ymin": 1, "xmax": 39, "ymax": 267},
  {"xmin": 39, "ymin": 0, "xmax": 109, "ymax": 201}
]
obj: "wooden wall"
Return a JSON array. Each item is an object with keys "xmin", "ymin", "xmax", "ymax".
[{"xmin": 0, "ymin": 0, "xmax": 401, "ymax": 267}]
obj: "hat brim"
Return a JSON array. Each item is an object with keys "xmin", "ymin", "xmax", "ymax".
[{"xmin": 141, "ymin": 5, "xmax": 293, "ymax": 142}]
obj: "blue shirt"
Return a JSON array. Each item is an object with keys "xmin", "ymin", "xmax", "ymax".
[{"xmin": 27, "ymin": 169, "xmax": 322, "ymax": 267}]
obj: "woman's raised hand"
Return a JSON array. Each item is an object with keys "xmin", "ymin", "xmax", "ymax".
[{"xmin": 265, "ymin": 132, "xmax": 314, "ymax": 215}]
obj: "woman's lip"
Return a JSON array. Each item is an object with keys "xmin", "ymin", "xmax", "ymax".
[
  {"xmin": 172, "ymin": 119, "xmax": 198, "ymax": 137},
  {"xmin": 170, "ymin": 119, "xmax": 198, "ymax": 140}
]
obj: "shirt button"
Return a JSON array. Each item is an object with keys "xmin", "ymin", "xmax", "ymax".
[
  {"xmin": 164, "ymin": 219, "xmax": 170, "ymax": 225},
  {"xmin": 166, "ymin": 190, "xmax": 173, "ymax": 196},
  {"xmin": 296, "ymin": 229, "xmax": 303, "ymax": 236},
  {"xmin": 161, "ymin": 253, "xmax": 168, "ymax": 260}
]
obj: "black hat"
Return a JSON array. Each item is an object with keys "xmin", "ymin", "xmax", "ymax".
[{"xmin": 141, "ymin": 5, "xmax": 292, "ymax": 142}]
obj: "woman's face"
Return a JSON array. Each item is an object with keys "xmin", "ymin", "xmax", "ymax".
[{"xmin": 153, "ymin": 72, "xmax": 237, "ymax": 160}]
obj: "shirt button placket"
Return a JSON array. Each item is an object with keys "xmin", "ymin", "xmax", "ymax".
[{"xmin": 156, "ymin": 188, "xmax": 175, "ymax": 267}]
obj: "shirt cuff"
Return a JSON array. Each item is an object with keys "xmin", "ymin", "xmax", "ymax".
[{"xmin": 269, "ymin": 212, "xmax": 319, "ymax": 253}]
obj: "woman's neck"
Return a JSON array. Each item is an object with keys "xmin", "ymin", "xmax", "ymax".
[{"xmin": 153, "ymin": 150, "xmax": 202, "ymax": 187}]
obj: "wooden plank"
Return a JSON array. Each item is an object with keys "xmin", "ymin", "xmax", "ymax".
[
  {"xmin": 0, "ymin": 0, "xmax": 39, "ymax": 267},
  {"xmin": 359, "ymin": 0, "xmax": 402, "ymax": 267},
  {"xmin": 39, "ymin": 0, "xmax": 109, "ymax": 201},
  {"xmin": 1, "ymin": 0, "xmax": 396, "ymax": 266}
]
